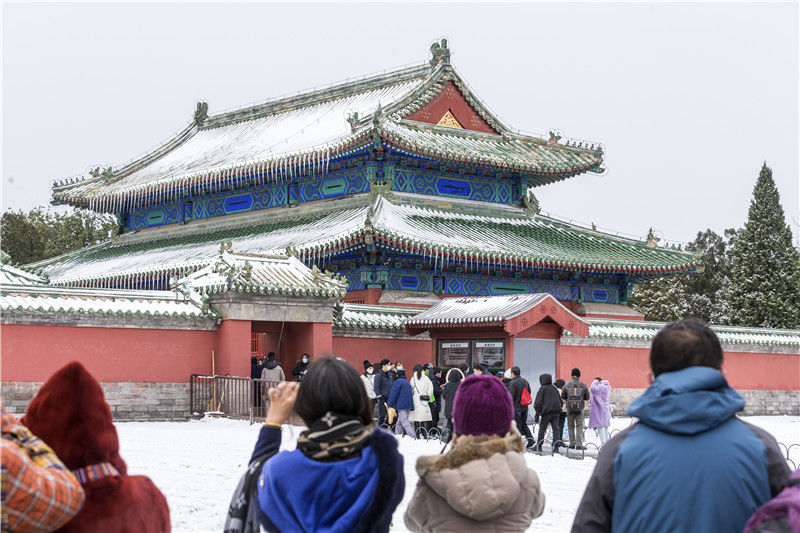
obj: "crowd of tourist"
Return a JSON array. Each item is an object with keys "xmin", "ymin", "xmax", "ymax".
[{"xmin": 2, "ymin": 319, "xmax": 796, "ymax": 532}]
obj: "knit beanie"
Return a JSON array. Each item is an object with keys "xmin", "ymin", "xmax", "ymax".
[{"xmin": 452, "ymin": 375, "xmax": 514, "ymax": 437}]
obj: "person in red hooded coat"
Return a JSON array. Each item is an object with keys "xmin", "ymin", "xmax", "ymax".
[{"xmin": 22, "ymin": 361, "xmax": 170, "ymax": 533}]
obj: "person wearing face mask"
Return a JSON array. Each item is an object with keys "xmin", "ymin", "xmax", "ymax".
[
  {"xmin": 361, "ymin": 361, "xmax": 377, "ymax": 410},
  {"xmin": 373, "ymin": 359, "xmax": 394, "ymax": 427},
  {"xmin": 292, "ymin": 354, "xmax": 311, "ymax": 382}
]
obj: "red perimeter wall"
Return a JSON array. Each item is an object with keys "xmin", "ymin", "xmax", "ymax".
[
  {"xmin": 332, "ymin": 336, "xmax": 434, "ymax": 369},
  {"xmin": 3, "ymin": 322, "xmax": 796, "ymax": 391},
  {"xmin": 558, "ymin": 344, "xmax": 800, "ymax": 390},
  {"xmin": 1, "ymin": 324, "xmax": 216, "ymax": 382}
]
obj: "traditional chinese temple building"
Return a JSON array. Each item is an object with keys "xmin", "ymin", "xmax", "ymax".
[{"xmin": 2, "ymin": 40, "xmax": 797, "ymax": 419}]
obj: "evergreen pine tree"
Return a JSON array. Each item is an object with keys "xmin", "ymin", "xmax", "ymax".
[
  {"xmin": 726, "ymin": 163, "xmax": 800, "ymax": 328},
  {"xmin": 629, "ymin": 229, "xmax": 735, "ymax": 323},
  {"xmin": 629, "ymin": 276, "xmax": 689, "ymax": 322}
]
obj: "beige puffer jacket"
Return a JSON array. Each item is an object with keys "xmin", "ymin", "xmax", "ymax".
[{"xmin": 404, "ymin": 430, "xmax": 545, "ymax": 532}]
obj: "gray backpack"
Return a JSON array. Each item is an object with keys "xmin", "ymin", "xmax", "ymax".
[{"xmin": 566, "ymin": 382, "xmax": 585, "ymax": 413}]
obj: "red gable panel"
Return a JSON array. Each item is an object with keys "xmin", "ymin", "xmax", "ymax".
[{"xmin": 404, "ymin": 81, "xmax": 499, "ymax": 134}]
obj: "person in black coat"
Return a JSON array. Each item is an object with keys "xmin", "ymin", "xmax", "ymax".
[
  {"xmin": 251, "ymin": 356, "xmax": 264, "ymax": 407},
  {"xmin": 554, "ymin": 378, "xmax": 567, "ymax": 448},
  {"xmin": 440, "ymin": 367, "xmax": 465, "ymax": 440},
  {"xmin": 373, "ymin": 359, "xmax": 394, "ymax": 427},
  {"xmin": 508, "ymin": 366, "xmax": 535, "ymax": 447},
  {"xmin": 292, "ymin": 353, "xmax": 310, "ymax": 382},
  {"xmin": 428, "ymin": 367, "xmax": 443, "ymax": 428},
  {"xmin": 533, "ymin": 373, "xmax": 563, "ymax": 451}
]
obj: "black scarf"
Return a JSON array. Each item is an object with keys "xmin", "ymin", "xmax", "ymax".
[{"xmin": 296, "ymin": 412, "xmax": 372, "ymax": 462}]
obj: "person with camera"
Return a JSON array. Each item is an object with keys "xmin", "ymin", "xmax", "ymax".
[{"xmin": 244, "ymin": 357, "xmax": 405, "ymax": 532}]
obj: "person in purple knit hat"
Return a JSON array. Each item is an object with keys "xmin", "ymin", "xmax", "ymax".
[{"xmin": 404, "ymin": 375, "xmax": 545, "ymax": 532}]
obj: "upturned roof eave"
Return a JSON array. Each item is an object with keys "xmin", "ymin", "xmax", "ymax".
[
  {"xmin": 49, "ymin": 55, "xmax": 605, "ymax": 208},
  {"xmin": 36, "ymin": 194, "xmax": 699, "ymax": 285},
  {"xmin": 50, "ymin": 61, "xmax": 435, "ymax": 202}
]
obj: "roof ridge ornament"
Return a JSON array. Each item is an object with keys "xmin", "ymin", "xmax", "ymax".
[
  {"xmin": 646, "ymin": 228, "xmax": 661, "ymax": 248},
  {"xmin": 548, "ymin": 131, "xmax": 562, "ymax": 146},
  {"xmin": 194, "ymin": 101, "xmax": 209, "ymax": 125},
  {"xmin": 429, "ymin": 38, "xmax": 450, "ymax": 66},
  {"xmin": 522, "ymin": 191, "xmax": 541, "ymax": 217},
  {"xmin": 347, "ymin": 111, "xmax": 359, "ymax": 132}
]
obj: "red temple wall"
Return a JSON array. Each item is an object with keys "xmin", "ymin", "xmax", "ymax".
[
  {"xmin": 0, "ymin": 324, "xmax": 216, "ymax": 382},
  {"xmin": 3, "ymin": 322, "xmax": 796, "ymax": 392},
  {"xmin": 558, "ymin": 344, "xmax": 800, "ymax": 390},
  {"xmin": 332, "ymin": 336, "xmax": 433, "ymax": 369}
]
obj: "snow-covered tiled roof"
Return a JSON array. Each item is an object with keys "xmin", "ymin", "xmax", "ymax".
[
  {"xmin": 1, "ymin": 258, "xmax": 205, "ymax": 319},
  {"xmin": 35, "ymin": 193, "xmax": 698, "ymax": 287},
  {"xmin": 405, "ymin": 293, "xmax": 551, "ymax": 326},
  {"xmin": 380, "ymin": 120, "xmax": 602, "ymax": 179},
  {"xmin": 565, "ymin": 318, "xmax": 800, "ymax": 347},
  {"xmin": 334, "ymin": 302, "xmax": 423, "ymax": 329},
  {"xmin": 0, "ymin": 284, "xmax": 207, "ymax": 319},
  {"xmin": 37, "ymin": 202, "xmax": 369, "ymax": 286},
  {"xmin": 175, "ymin": 249, "xmax": 347, "ymax": 299},
  {"xmin": 4, "ymin": 248, "xmax": 348, "ymax": 320},
  {"xmin": 0, "ymin": 262, "xmax": 47, "ymax": 285},
  {"xmin": 51, "ymin": 41, "xmax": 603, "ymax": 213},
  {"xmin": 404, "ymin": 293, "xmax": 590, "ymax": 336},
  {"xmin": 365, "ymin": 196, "xmax": 697, "ymax": 274}
]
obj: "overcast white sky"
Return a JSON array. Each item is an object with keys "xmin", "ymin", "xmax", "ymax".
[{"xmin": 2, "ymin": 2, "xmax": 798, "ymax": 245}]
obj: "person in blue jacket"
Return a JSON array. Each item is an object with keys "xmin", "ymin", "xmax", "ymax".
[
  {"xmin": 387, "ymin": 369, "xmax": 415, "ymax": 438},
  {"xmin": 572, "ymin": 319, "xmax": 790, "ymax": 533},
  {"xmin": 250, "ymin": 357, "xmax": 405, "ymax": 533}
]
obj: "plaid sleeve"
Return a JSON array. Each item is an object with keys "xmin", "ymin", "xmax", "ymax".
[{"xmin": 1, "ymin": 415, "xmax": 85, "ymax": 532}]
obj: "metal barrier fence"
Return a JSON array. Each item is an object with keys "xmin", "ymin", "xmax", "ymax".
[
  {"xmin": 189, "ymin": 376, "xmax": 800, "ymax": 464},
  {"xmin": 189, "ymin": 375, "xmax": 281, "ymax": 424}
]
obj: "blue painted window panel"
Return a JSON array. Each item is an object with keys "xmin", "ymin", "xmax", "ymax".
[
  {"xmin": 592, "ymin": 290, "xmax": 608, "ymax": 302},
  {"xmin": 330, "ymin": 260, "xmax": 621, "ymax": 303},
  {"xmin": 146, "ymin": 210, "xmax": 165, "ymax": 226},
  {"xmin": 223, "ymin": 194, "xmax": 253, "ymax": 214},
  {"xmin": 123, "ymin": 166, "xmax": 366, "ymax": 231},
  {"xmin": 400, "ymin": 275, "xmax": 420, "ymax": 290},
  {"xmin": 436, "ymin": 178, "xmax": 472, "ymax": 198},
  {"xmin": 489, "ymin": 281, "xmax": 528, "ymax": 295},
  {"xmin": 392, "ymin": 167, "xmax": 514, "ymax": 205},
  {"xmin": 321, "ymin": 177, "xmax": 347, "ymax": 198}
]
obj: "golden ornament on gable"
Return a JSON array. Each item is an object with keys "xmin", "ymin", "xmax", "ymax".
[{"xmin": 437, "ymin": 110, "xmax": 464, "ymax": 129}]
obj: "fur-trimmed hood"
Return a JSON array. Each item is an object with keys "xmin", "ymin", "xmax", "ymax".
[
  {"xmin": 409, "ymin": 429, "xmax": 544, "ymax": 525},
  {"xmin": 416, "ymin": 430, "xmax": 523, "ymax": 475}
]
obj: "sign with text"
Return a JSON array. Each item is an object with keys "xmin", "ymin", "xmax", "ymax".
[{"xmin": 439, "ymin": 341, "xmax": 469, "ymax": 368}]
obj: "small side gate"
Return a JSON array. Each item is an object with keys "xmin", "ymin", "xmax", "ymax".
[{"xmin": 190, "ymin": 375, "xmax": 281, "ymax": 423}]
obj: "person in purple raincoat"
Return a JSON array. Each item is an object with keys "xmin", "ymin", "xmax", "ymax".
[{"xmin": 588, "ymin": 377, "xmax": 611, "ymax": 445}]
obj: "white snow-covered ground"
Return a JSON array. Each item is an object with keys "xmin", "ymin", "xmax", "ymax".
[{"xmin": 115, "ymin": 416, "xmax": 799, "ymax": 533}]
